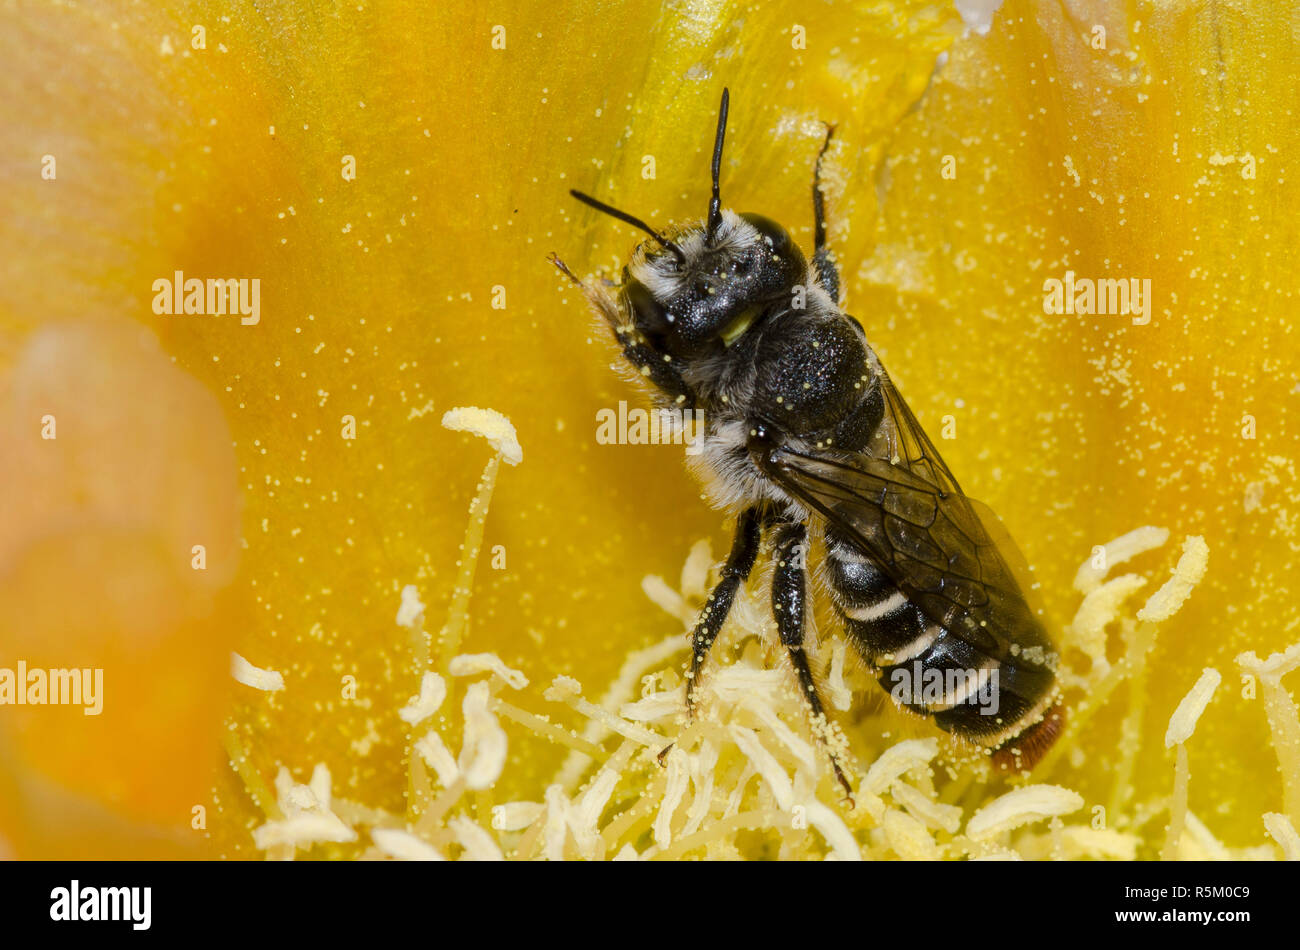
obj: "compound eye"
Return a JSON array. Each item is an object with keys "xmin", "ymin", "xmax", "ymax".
[
  {"xmin": 739, "ymin": 213, "xmax": 793, "ymax": 252},
  {"xmin": 624, "ymin": 279, "xmax": 672, "ymax": 337}
]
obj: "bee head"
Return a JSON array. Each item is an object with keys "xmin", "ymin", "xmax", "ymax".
[
  {"xmin": 621, "ymin": 212, "xmax": 807, "ymax": 357},
  {"xmin": 569, "ymin": 88, "xmax": 809, "ymax": 360}
]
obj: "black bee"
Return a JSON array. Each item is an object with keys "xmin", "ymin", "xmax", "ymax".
[{"xmin": 551, "ymin": 89, "xmax": 1063, "ymax": 796}]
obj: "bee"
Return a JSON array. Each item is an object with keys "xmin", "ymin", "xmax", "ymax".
[{"xmin": 551, "ymin": 89, "xmax": 1063, "ymax": 796}]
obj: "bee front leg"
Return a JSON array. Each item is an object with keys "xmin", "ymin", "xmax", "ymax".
[
  {"xmin": 772, "ymin": 522, "xmax": 855, "ymax": 802},
  {"xmin": 614, "ymin": 326, "xmax": 696, "ymax": 408},
  {"xmin": 546, "ymin": 254, "xmax": 698, "ymax": 406},
  {"xmin": 811, "ymin": 122, "xmax": 840, "ymax": 305}
]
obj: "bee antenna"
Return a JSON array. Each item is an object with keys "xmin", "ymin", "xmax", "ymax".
[
  {"xmin": 569, "ymin": 190, "xmax": 685, "ymax": 264},
  {"xmin": 706, "ymin": 87, "xmax": 730, "ymax": 243}
]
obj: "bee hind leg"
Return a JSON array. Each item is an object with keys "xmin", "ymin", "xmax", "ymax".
[{"xmin": 772, "ymin": 522, "xmax": 855, "ymax": 804}]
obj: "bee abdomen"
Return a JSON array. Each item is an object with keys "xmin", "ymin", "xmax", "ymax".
[
  {"xmin": 825, "ymin": 531, "xmax": 1058, "ymax": 767},
  {"xmin": 826, "ymin": 539, "xmax": 930, "ymax": 660}
]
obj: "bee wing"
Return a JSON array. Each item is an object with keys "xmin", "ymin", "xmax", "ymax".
[{"xmin": 762, "ymin": 372, "xmax": 1052, "ymax": 661}]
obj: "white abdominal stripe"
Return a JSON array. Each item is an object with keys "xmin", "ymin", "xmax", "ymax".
[
  {"xmin": 978, "ymin": 692, "xmax": 1059, "ymax": 750},
  {"xmin": 830, "ymin": 586, "xmax": 1001, "ymax": 711},
  {"xmin": 840, "ymin": 590, "xmax": 908, "ymax": 623}
]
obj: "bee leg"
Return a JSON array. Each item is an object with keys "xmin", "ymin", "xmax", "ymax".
[
  {"xmin": 545, "ymin": 255, "xmax": 697, "ymax": 406},
  {"xmin": 685, "ymin": 506, "xmax": 764, "ymax": 715},
  {"xmin": 811, "ymin": 122, "xmax": 840, "ymax": 305},
  {"xmin": 614, "ymin": 326, "xmax": 697, "ymax": 408},
  {"xmin": 772, "ymin": 522, "xmax": 855, "ymax": 802}
]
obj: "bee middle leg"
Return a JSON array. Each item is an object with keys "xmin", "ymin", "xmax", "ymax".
[
  {"xmin": 685, "ymin": 506, "xmax": 764, "ymax": 714},
  {"xmin": 772, "ymin": 522, "xmax": 854, "ymax": 800}
]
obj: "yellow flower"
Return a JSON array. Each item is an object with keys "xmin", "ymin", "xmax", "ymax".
[{"xmin": 0, "ymin": 0, "xmax": 1295, "ymax": 859}]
